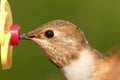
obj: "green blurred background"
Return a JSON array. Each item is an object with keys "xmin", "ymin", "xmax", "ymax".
[{"xmin": 0, "ymin": 0, "xmax": 120, "ymax": 80}]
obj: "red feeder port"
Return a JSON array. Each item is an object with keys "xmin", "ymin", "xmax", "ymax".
[{"xmin": 10, "ymin": 24, "xmax": 20, "ymax": 46}]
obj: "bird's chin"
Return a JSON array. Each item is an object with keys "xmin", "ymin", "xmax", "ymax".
[
  {"xmin": 28, "ymin": 37, "xmax": 37, "ymax": 42},
  {"xmin": 29, "ymin": 38, "xmax": 42, "ymax": 46}
]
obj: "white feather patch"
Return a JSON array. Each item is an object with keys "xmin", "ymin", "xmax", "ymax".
[{"xmin": 63, "ymin": 49, "xmax": 95, "ymax": 80}]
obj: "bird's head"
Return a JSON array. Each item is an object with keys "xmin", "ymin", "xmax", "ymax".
[{"xmin": 21, "ymin": 20, "xmax": 89, "ymax": 69}]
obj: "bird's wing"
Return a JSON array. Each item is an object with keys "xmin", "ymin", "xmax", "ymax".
[{"xmin": 105, "ymin": 44, "xmax": 120, "ymax": 57}]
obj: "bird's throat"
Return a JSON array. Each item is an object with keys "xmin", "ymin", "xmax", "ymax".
[
  {"xmin": 62, "ymin": 48, "xmax": 105, "ymax": 80},
  {"xmin": 63, "ymin": 50, "xmax": 95, "ymax": 80}
]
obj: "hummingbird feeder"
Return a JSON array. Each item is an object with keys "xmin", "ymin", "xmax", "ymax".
[{"xmin": 0, "ymin": 0, "xmax": 21, "ymax": 70}]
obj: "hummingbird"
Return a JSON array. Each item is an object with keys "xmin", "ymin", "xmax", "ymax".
[{"xmin": 20, "ymin": 20, "xmax": 120, "ymax": 80}]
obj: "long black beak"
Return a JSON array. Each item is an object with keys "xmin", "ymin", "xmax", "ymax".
[{"xmin": 20, "ymin": 33, "xmax": 30, "ymax": 40}]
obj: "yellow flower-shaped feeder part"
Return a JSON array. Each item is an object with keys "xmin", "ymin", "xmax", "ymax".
[{"xmin": 0, "ymin": 0, "xmax": 20, "ymax": 70}]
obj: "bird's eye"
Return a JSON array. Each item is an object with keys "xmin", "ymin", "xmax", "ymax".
[{"xmin": 45, "ymin": 30, "xmax": 54, "ymax": 38}]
